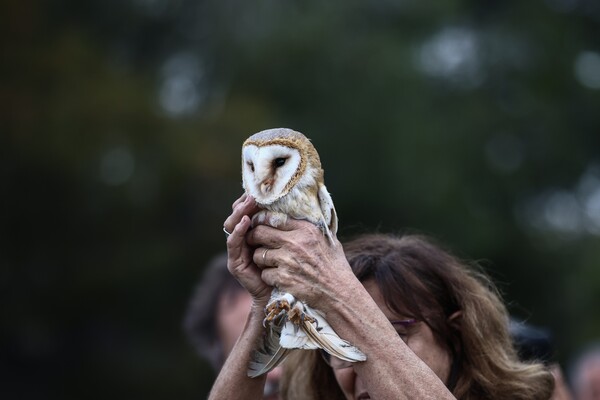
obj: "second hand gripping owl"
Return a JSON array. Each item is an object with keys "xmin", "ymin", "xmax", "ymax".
[{"xmin": 241, "ymin": 128, "xmax": 366, "ymax": 378}]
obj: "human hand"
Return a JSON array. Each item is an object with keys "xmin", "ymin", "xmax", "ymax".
[
  {"xmin": 246, "ymin": 214, "xmax": 359, "ymax": 312},
  {"xmin": 223, "ymin": 194, "xmax": 272, "ymax": 306}
]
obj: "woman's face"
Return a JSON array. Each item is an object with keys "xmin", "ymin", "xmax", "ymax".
[{"xmin": 333, "ymin": 279, "xmax": 452, "ymax": 400}]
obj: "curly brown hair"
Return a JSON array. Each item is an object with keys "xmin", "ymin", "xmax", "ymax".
[{"xmin": 281, "ymin": 233, "xmax": 554, "ymax": 400}]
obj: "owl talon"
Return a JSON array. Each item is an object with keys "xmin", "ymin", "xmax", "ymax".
[
  {"xmin": 287, "ymin": 305, "xmax": 316, "ymax": 326},
  {"xmin": 263, "ymin": 299, "xmax": 291, "ymax": 325}
]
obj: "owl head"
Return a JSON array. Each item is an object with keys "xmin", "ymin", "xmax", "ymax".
[{"xmin": 242, "ymin": 128, "xmax": 323, "ymax": 205}]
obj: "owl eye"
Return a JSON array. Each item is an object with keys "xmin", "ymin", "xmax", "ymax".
[
  {"xmin": 273, "ymin": 157, "xmax": 287, "ymax": 168},
  {"xmin": 247, "ymin": 161, "xmax": 254, "ymax": 172}
]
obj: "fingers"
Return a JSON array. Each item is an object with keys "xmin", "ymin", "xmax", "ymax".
[
  {"xmin": 226, "ymin": 215, "xmax": 252, "ymax": 262},
  {"xmin": 259, "ymin": 264, "xmax": 293, "ymax": 291},
  {"xmin": 252, "ymin": 211, "xmax": 306, "ymax": 231},
  {"xmin": 253, "ymin": 247, "xmax": 279, "ymax": 269},
  {"xmin": 231, "ymin": 194, "xmax": 247, "ymax": 210},
  {"xmin": 247, "ymin": 218, "xmax": 321, "ymax": 248},
  {"xmin": 261, "ymin": 267, "xmax": 278, "ymax": 288},
  {"xmin": 223, "ymin": 195, "xmax": 260, "ymax": 234}
]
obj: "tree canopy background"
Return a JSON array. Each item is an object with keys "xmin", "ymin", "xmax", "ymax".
[{"xmin": 2, "ymin": 0, "xmax": 600, "ymax": 398}]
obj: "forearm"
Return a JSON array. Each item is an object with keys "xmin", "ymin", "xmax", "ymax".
[
  {"xmin": 324, "ymin": 278, "xmax": 456, "ymax": 400},
  {"xmin": 208, "ymin": 303, "xmax": 268, "ymax": 400}
]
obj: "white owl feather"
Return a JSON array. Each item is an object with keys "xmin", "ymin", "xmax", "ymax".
[{"xmin": 241, "ymin": 128, "xmax": 366, "ymax": 378}]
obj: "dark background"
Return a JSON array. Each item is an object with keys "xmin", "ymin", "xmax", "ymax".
[{"xmin": 2, "ymin": 0, "xmax": 600, "ymax": 398}]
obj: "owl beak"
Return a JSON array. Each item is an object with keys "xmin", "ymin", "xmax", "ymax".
[{"xmin": 260, "ymin": 178, "xmax": 274, "ymax": 193}]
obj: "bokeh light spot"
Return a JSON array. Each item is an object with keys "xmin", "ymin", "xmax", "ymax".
[
  {"xmin": 574, "ymin": 51, "xmax": 600, "ymax": 90},
  {"xmin": 100, "ymin": 146, "xmax": 135, "ymax": 186}
]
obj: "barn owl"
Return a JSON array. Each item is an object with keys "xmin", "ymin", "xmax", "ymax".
[{"xmin": 241, "ymin": 127, "xmax": 366, "ymax": 378}]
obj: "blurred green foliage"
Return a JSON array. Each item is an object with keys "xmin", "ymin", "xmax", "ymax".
[{"xmin": 2, "ymin": 0, "xmax": 600, "ymax": 398}]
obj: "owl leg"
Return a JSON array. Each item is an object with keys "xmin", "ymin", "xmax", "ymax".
[
  {"xmin": 287, "ymin": 303, "xmax": 316, "ymax": 326},
  {"xmin": 263, "ymin": 298, "xmax": 291, "ymax": 326}
]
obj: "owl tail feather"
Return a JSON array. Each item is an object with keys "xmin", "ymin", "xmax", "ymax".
[
  {"xmin": 317, "ymin": 219, "xmax": 336, "ymax": 246},
  {"xmin": 247, "ymin": 345, "xmax": 291, "ymax": 378},
  {"xmin": 299, "ymin": 308, "xmax": 366, "ymax": 362},
  {"xmin": 247, "ymin": 315, "xmax": 290, "ymax": 378}
]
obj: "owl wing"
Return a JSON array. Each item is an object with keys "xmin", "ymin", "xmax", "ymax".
[
  {"xmin": 317, "ymin": 184, "xmax": 338, "ymax": 243},
  {"xmin": 248, "ymin": 291, "xmax": 366, "ymax": 378},
  {"xmin": 247, "ymin": 318, "xmax": 291, "ymax": 378},
  {"xmin": 247, "ymin": 290, "xmax": 292, "ymax": 378},
  {"xmin": 281, "ymin": 304, "xmax": 367, "ymax": 362}
]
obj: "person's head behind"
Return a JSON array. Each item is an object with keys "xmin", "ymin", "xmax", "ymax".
[
  {"xmin": 184, "ymin": 253, "xmax": 281, "ymax": 399},
  {"xmin": 282, "ymin": 233, "xmax": 554, "ymax": 400},
  {"xmin": 184, "ymin": 253, "xmax": 246, "ymax": 370},
  {"xmin": 570, "ymin": 343, "xmax": 600, "ymax": 400}
]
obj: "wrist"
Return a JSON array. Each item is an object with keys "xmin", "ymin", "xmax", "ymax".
[
  {"xmin": 319, "ymin": 267, "xmax": 366, "ymax": 315},
  {"xmin": 250, "ymin": 294, "xmax": 270, "ymax": 313},
  {"xmin": 320, "ymin": 277, "xmax": 386, "ymax": 338}
]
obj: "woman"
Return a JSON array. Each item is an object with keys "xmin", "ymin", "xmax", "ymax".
[
  {"xmin": 281, "ymin": 234, "xmax": 555, "ymax": 399},
  {"xmin": 211, "ymin": 195, "xmax": 554, "ymax": 399}
]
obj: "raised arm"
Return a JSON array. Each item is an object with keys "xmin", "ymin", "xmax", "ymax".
[
  {"xmin": 209, "ymin": 195, "xmax": 270, "ymax": 400},
  {"xmin": 247, "ymin": 217, "xmax": 456, "ymax": 400}
]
